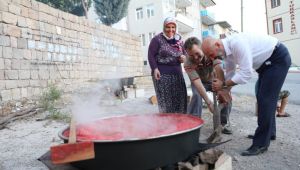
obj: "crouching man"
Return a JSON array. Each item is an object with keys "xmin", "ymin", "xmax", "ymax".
[{"xmin": 184, "ymin": 37, "xmax": 232, "ymax": 134}]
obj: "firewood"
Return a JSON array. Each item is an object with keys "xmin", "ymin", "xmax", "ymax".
[
  {"xmin": 0, "ymin": 107, "xmax": 37, "ymax": 124},
  {"xmin": 0, "ymin": 107, "xmax": 38, "ymax": 129},
  {"xmin": 0, "ymin": 110, "xmax": 37, "ymax": 130},
  {"xmin": 149, "ymin": 95, "xmax": 157, "ymax": 105}
]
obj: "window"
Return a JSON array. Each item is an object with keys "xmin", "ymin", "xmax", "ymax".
[
  {"xmin": 169, "ymin": 0, "xmax": 175, "ymax": 9},
  {"xmin": 148, "ymin": 32, "xmax": 156, "ymax": 42},
  {"xmin": 220, "ymin": 34, "xmax": 226, "ymax": 39},
  {"xmin": 271, "ymin": 0, "xmax": 280, "ymax": 8},
  {"xmin": 147, "ymin": 4, "xmax": 154, "ymax": 18},
  {"xmin": 273, "ymin": 18, "xmax": 283, "ymax": 34},
  {"xmin": 144, "ymin": 60, "xmax": 148, "ymax": 65},
  {"xmin": 136, "ymin": 8, "xmax": 143, "ymax": 20},
  {"xmin": 139, "ymin": 34, "xmax": 146, "ymax": 46},
  {"xmin": 164, "ymin": 0, "xmax": 175, "ymax": 11}
]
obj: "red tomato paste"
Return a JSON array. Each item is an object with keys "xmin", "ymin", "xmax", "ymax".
[{"xmin": 63, "ymin": 113, "xmax": 204, "ymax": 141}]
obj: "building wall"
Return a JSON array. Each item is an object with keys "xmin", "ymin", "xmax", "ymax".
[
  {"xmin": 0, "ymin": 0, "xmax": 143, "ymax": 103},
  {"xmin": 266, "ymin": 0, "xmax": 300, "ymax": 65},
  {"xmin": 199, "ymin": 3, "xmax": 217, "ymax": 39},
  {"xmin": 127, "ymin": 0, "xmax": 165, "ymax": 68},
  {"xmin": 214, "ymin": 24, "xmax": 228, "ymax": 37},
  {"xmin": 181, "ymin": 0, "xmax": 202, "ymax": 40}
]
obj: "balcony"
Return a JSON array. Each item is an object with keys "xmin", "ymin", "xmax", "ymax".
[
  {"xmin": 200, "ymin": 10, "xmax": 216, "ymax": 25},
  {"xmin": 200, "ymin": 0, "xmax": 216, "ymax": 7},
  {"xmin": 175, "ymin": 0, "xmax": 192, "ymax": 8},
  {"xmin": 215, "ymin": 21, "xmax": 231, "ymax": 29},
  {"xmin": 202, "ymin": 29, "xmax": 218, "ymax": 38},
  {"xmin": 175, "ymin": 13, "xmax": 194, "ymax": 33}
]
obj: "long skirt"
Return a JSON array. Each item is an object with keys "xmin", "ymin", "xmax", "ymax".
[{"xmin": 152, "ymin": 73, "xmax": 187, "ymax": 113}]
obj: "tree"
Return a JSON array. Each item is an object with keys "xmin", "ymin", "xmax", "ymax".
[
  {"xmin": 36, "ymin": 0, "xmax": 91, "ymax": 17},
  {"xmin": 93, "ymin": 0, "xmax": 130, "ymax": 26}
]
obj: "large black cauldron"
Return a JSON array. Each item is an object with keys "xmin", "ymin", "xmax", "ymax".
[{"xmin": 58, "ymin": 113, "xmax": 222, "ymax": 170}]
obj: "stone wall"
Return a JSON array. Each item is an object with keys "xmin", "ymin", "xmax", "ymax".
[{"xmin": 0, "ymin": 0, "xmax": 143, "ymax": 105}]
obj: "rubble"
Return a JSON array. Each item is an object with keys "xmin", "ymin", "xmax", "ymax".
[{"xmin": 178, "ymin": 149, "xmax": 232, "ymax": 170}]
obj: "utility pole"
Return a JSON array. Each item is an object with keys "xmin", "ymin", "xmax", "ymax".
[
  {"xmin": 241, "ymin": 0, "xmax": 243, "ymax": 32},
  {"xmin": 264, "ymin": 0, "xmax": 269, "ymax": 34}
]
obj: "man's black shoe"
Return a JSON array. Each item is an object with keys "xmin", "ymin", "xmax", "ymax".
[
  {"xmin": 241, "ymin": 146, "xmax": 268, "ymax": 156},
  {"xmin": 247, "ymin": 134, "xmax": 276, "ymax": 140}
]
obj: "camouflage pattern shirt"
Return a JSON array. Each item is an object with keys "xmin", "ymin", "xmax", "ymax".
[{"xmin": 184, "ymin": 55, "xmax": 221, "ymax": 83}]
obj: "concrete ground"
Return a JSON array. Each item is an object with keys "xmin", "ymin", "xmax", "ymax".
[
  {"xmin": 201, "ymin": 94, "xmax": 300, "ymax": 170},
  {"xmin": 0, "ymin": 89, "xmax": 299, "ymax": 170},
  {"xmin": 232, "ymin": 72, "xmax": 300, "ymax": 105}
]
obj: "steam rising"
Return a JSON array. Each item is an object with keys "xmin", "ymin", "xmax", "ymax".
[
  {"xmin": 67, "ymin": 79, "xmax": 196, "ymax": 141},
  {"xmin": 71, "ymin": 79, "xmax": 122, "ymax": 123}
]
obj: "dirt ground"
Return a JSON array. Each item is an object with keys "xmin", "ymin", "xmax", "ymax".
[{"xmin": 0, "ymin": 90, "xmax": 299, "ymax": 170}]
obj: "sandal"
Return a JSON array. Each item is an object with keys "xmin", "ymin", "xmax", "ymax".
[{"xmin": 276, "ymin": 112, "xmax": 291, "ymax": 117}]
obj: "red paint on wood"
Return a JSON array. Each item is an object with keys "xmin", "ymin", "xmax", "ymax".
[{"xmin": 51, "ymin": 142, "xmax": 94, "ymax": 164}]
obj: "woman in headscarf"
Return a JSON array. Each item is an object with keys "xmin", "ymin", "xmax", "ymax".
[{"xmin": 148, "ymin": 17, "xmax": 187, "ymax": 113}]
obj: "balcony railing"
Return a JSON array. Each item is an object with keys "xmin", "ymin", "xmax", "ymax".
[
  {"xmin": 202, "ymin": 29, "xmax": 218, "ymax": 38},
  {"xmin": 200, "ymin": 10, "xmax": 216, "ymax": 25},
  {"xmin": 176, "ymin": 13, "xmax": 194, "ymax": 33},
  {"xmin": 175, "ymin": 0, "xmax": 192, "ymax": 8},
  {"xmin": 200, "ymin": 0, "xmax": 216, "ymax": 7}
]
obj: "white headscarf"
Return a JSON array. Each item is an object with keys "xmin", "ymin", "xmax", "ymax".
[{"xmin": 163, "ymin": 17, "xmax": 181, "ymax": 40}]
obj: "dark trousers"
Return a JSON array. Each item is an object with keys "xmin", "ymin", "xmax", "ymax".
[
  {"xmin": 188, "ymin": 83, "xmax": 231, "ymax": 125},
  {"xmin": 253, "ymin": 43, "xmax": 291, "ymax": 147}
]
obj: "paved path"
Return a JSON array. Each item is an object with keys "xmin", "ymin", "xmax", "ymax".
[{"xmin": 232, "ymin": 72, "xmax": 300, "ymax": 104}]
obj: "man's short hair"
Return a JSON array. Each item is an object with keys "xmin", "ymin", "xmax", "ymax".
[{"xmin": 184, "ymin": 37, "xmax": 201, "ymax": 50}]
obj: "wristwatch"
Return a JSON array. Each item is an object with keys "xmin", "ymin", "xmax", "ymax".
[{"xmin": 222, "ymin": 81, "xmax": 228, "ymax": 89}]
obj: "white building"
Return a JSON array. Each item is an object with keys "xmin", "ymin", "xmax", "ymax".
[
  {"xmin": 87, "ymin": 0, "xmax": 232, "ymax": 70},
  {"xmin": 265, "ymin": 0, "xmax": 300, "ymax": 66},
  {"xmin": 127, "ymin": 0, "xmax": 217, "ymax": 68},
  {"xmin": 201, "ymin": 14, "xmax": 232, "ymax": 39}
]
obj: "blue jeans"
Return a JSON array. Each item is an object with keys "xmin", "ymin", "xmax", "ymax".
[
  {"xmin": 253, "ymin": 43, "xmax": 291, "ymax": 147},
  {"xmin": 187, "ymin": 83, "xmax": 231, "ymax": 125}
]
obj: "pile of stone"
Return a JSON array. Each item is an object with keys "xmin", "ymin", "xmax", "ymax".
[{"xmin": 177, "ymin": 149, "xmax": 232, "ymax": 170}]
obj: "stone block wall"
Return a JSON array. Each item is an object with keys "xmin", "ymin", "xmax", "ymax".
[{"xmin": 0, "ymin": 0, "xmax": 143, "ymax": 105}]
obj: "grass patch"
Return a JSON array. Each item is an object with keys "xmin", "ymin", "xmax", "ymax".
[
  {"xmin": 39, "ymin": 84, "xmax": 70, "ymax": 122},
  {"xmin": 46, "ymin": 108, "xmax": 71, "ymax": 122}
]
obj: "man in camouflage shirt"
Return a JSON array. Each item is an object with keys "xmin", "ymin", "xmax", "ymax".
[{"xmin": 184, "ymin": 37, "xmax": 232, "ymax": 134}]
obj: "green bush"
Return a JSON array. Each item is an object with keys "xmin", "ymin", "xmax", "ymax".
[
  {"xmin": 39, "ymin": 85, "xmax": 70, "ymax": 122},
  {"xmin": 40, "ymin": 85, "xmax": 61, "ymax": 110}
]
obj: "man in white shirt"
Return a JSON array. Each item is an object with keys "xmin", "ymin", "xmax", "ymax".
[{"xmin": 201, "ymin": 33, "xmax": 291, "ymax": 156}]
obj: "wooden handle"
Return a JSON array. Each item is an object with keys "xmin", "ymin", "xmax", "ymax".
[
  {"xmin": 68, "ymin": 115, "xmax": 76, "ymax": 144},
  {"xmin": 212, "ymin": 71, "xmax": 218, "ymax": 108},
  {"xmin": 212, "ymin": 70, "xmax": 221, "ymax": 130}
]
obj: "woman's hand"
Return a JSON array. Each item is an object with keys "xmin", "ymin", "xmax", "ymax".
[
  {"xmin": 154, "ymin": 68, "xmax": 161, "ymax": 80},
  {"xmin": 178, "ymin": 55, "xmax": 186, "ymax": 63}
]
